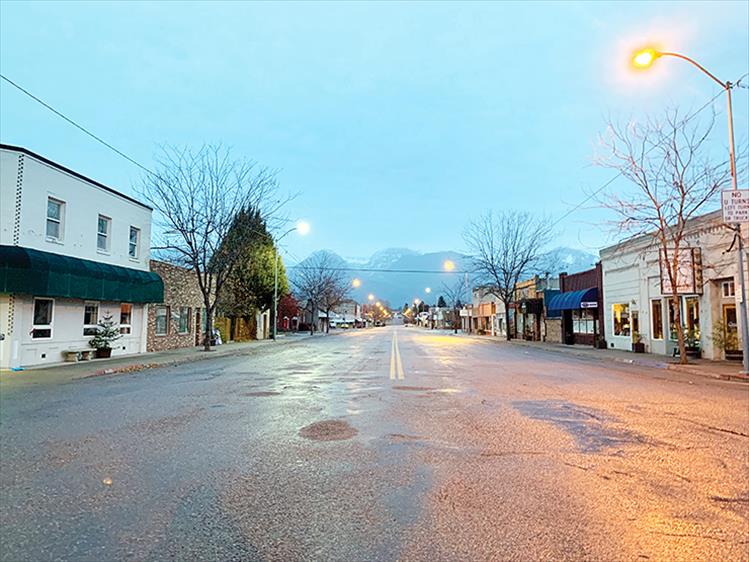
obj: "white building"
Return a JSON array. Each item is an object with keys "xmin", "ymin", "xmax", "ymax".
[
  {"xmin": 0, "ymin": 145, "xmax": 163, "ymax": 369},
  {"xmin": 600, "ymin": 210, "xmax": 744, "ymax": 361}
]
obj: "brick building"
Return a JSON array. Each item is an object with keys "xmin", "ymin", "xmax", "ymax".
[
  {"xmin": 545, "ymin": 264, "xmax": 604, "ymax": 347},
  {"xmin": 147, "ymin": 260, "xmax": 207, "ymax": 352}
]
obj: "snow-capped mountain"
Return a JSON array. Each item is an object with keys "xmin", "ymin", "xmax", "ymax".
[{"xmin": 291, "ymin": 247, "xmax": 597, "ymax": 308}]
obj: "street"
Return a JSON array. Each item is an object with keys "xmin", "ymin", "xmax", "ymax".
[{"xmin": 1, "ymin": 326, "xmax": 748, "ymax": 562}]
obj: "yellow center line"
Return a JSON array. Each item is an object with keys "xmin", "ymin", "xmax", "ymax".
[{"xmin": 395, "ymin": 330, "xmax": 405, "ymax": 380}]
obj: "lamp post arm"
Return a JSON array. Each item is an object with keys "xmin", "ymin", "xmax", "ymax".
[{"xmin": 659, "ymin": 52, "xmax": 727, "ymax": 89}]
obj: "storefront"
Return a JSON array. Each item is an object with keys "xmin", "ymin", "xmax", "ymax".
[{"xmin": 545, "ymin": 264, "xmax": 604, "ymax": 348}]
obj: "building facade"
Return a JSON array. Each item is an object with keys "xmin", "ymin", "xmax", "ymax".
[
  {"xmin": 600, "ymin": 210, "xmax": 743, "ymax": 360},
  {"xmin": 470, "ymin": 286, "xmax": 507, "ymax": 337},
  {"xmin": 546, "ymin": 264, "xmax": 605, "ymax": 347},
  {"xmin": 0, "ymin": 145, "xmax": 163, "ymax": 369},
  {"xmin": 511, "ymin": 276, "xmax": 559, "ymax": 341},
  {"xmin": 147, "ymin": 260, "xmax": 207, "ymax": 351}
]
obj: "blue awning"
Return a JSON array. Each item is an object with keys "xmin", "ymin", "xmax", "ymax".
[{"xmin": 546, "ymin": 287, "xmax": 598, "ymax": 312}]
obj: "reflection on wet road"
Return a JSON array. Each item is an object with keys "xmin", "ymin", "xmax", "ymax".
[{"xmin": 1, "ymin": 326, "xmax": 747, "ymax": 561}]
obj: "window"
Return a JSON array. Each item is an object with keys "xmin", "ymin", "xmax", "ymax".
[
  {"xmin": 120, "ymin": 303, "xmax": 133, "ymax": 334},
  {"xmin": 667, "ymin": 298, "xmax": 680, "ymax": 341},
  {"xmin": 572, "ymin": 309, "xmax": 595, "ymax": 334},
  {"xmin": 83, "ymin": 303, "xmax": 99, "ymax": 336},
  {"xmin": 97, "ymin": 215, "xmax": 111, "ymax": 252},
  {"xmin": 128, "ymin": 226, "xmax": 140, "ymax": 258},
  {"xmin": 32, "ymin": 298, "xmax": 54, "ymax": 339},
  {"xmin": 685, "ymin": 297, "xmax": 700, "ymax": 341},
  {"xmin": 722, "ymin": 280, "xmax": 736, "ymax": 298},
  {"xmin": 176, "ymin": 306, "xmax": 191, "ymax": 334},
  {"xmin": 651, "ymin": 300, "xmax": 663, "ymax": 340},
  {"xmin": 612, "ymin": 303, "xmax": 630, "ymax": 336},
  {"xmin": 46, "ymin": 197, "xmax": 64, "ymax": 240},
  {"xmin": 155, "ymin": 306, "xmax": 169, "ymax": 335}
]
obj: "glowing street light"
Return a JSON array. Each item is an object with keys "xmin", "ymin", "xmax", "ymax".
[
  {"xmin": 295, "ymin": 220, "xmax": 311, "ymax": 236},
  {"xmin": 425, "ymin": 287, "xmax": 431, "ymax": 294},
  {"xmin": 368, "ymin": 294, "xmax": 375, "ymax": 302},
  {"xmin": 443, "ymin": 259, "xmax": 455, "ymax": 272},
  {"xmin": 632, "ymin": 48, "xmax": 659, "ymax": 69},
  {"xmin": 414, "ymin": 298, "xmax": 421, "ymax": 305},
  {"xmin": 352, "ymin": 278, "xmax": 361, "ymax": 288},
  {"xmin": 375, "ymin": 301, "xmax": 381, "ymax": 307}
]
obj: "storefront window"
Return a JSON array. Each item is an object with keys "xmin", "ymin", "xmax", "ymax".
[
  {"xmin": 155, "ymin": 306, "xmax": 169, "ymax": 335},
  {"xmin": 685, "ymin": 297, "xmax": 700, "ymax": 342},
  {"xmin": 572, "ymin": 309, "xmax": 595, "ymax": 334},
  {"xmin": 668, "ymin": 298, "xmax": 679, "ymax": 341},
  {"xmin": 83, "ymin": 303, "xmax": 99, "ymax": 336},
  {"xmin": 612, "ymin": 303, "xmax": 630, "ymax": 336},
  {"xmin": 120, "ymin": 304, "xmax": 133, "ymax": 335},
  {"xmin": 651, "ymin": 300, "xmax": 663, "ymax": 340},
  {"xmin": 32, "ymin": 298, "xmax": 54, "ymax": 339}
]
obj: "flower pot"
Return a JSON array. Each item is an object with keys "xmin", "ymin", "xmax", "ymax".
[
  {"xmin": 632, "ymin": 342, "xmax": 645, "ymax": 353},
  {"xmin": 95, "ymin": 348, "xmax": 112, "ymax": 359},
  {"xmin": 685, "ymin": 346, "xmax": 701, "ymax": 358}
]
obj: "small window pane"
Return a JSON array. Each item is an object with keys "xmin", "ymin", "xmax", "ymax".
[
  {"xmin": 155, "ymin": 306, "xmax": 168, "ymax": 335},
  {"xmin": 47, "ymin": 199, "xmax": 61, "ymax": 220},
  {"xmin": 33, "ymin": 299, "xmax": 53, "ymax": 325},
  {"xmin": 46, "ymin": 220, "xmax": 60, "ymax": 239}
]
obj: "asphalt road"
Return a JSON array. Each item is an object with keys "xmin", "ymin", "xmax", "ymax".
[{"xmin": 1, "ymin": 326, "xmax": 748, "ymax": 561}]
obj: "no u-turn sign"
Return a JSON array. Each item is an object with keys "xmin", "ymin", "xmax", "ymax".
[{"xmin": 722, "ymin": 190, "xmax": 749, "ymax": 224}]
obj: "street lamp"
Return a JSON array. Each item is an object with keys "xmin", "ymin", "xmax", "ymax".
[
  {"xmin": 425, "ymin": 287, "xmax": 431, "ymax": 294},
  {"xmin": 352, "ymin": 278, "xmax": 362, "ymax": 288},
  {"xmin": 368, "ymin": 294, "xmax": 375, "ymax": 302},
  {"xmin": 272, "ymin": 221, "xmax": 310, "ymax": 340},
  {"xmin": 632, "ymin": 47, "xmax": 749, "ymax": 372},
  {"xmin": 443, "ymin": 259, "xmax": 455, "ymax": 272}
]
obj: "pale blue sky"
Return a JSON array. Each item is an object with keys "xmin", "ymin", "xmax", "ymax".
[{"xmin": 1, "ymin": 1, "xmax": 747, "ymax": 263}]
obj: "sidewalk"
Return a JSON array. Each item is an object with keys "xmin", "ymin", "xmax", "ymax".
[
  {"xmin": 456, "ymin": 331, "xmax": 749, "ymax": 383},
  {"xmin": 0, "ymin": 332, "xmax": 316, "ymax": 388}
]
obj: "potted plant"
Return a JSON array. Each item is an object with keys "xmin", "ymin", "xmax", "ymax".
[
  {"xmin": 89, "ymin": 312, "xmax": 122, "ymax": 358},
  {"xmin": 711, "ymin": 320, "xmax": 741, "ymax": 361},
  {"xmin": 631, "ymin": 331, "xmax": 645, "ymax": 353}
]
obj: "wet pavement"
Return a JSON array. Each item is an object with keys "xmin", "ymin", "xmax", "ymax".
[{"xmin": 1, "ymin": 326, "xmax": 747, "ymax": 561}]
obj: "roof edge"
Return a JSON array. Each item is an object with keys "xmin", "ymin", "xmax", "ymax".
[{"xmin": 0, "ymin": 144, "xmax": 152, "ymax": 211}]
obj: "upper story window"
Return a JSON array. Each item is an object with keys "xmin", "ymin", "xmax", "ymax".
[
  {"xmin": 722, "ymin": 280, "xmax": 736, "ymax": 298},
  {"xmin": 46, "ymin": 197, "xmax": 65, "ymax": 241},
  {"xmin": 129, "ymin": 226, "xmax": 140, "ymax": 258},
  {"xmin": 97, "ymin": 215, "xmax": 111, "ymax": 252}
]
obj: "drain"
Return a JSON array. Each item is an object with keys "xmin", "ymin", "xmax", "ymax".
[{"xmin": 299, "ymin": 419, "xmax": 358, "ymax": 441}]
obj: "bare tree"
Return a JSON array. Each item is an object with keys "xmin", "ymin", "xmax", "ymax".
[
  {"xmin": 292, "ymin": 251, "xmax": 351, "ymax": 334},
  {"xmin": 464, "ymin": 211, "xmax": 552, "ymax": 340},
  {"xmin": 596, "ymin": 110, "xmax": 733, "ymax": 363},
  {"xmin": 441, "ymin": 276, "xmax": 467, "ymax": 334},
  {"xmin": 140, "ymin": 145, "xmax": 283, "ymax": 350}
]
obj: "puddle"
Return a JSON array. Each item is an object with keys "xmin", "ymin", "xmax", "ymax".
[
  {"xmin": 513, "ymin": 400, "xmax": 642, "ymax": 453},
  {"xmin": 299, "ymin": 419, "xmax": 358, "ymax": 441}
]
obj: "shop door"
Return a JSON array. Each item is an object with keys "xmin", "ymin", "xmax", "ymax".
[
  {"xmin": 563, "ymin": 311, "xmax": 574, "ymax": 345},
  {"xmin": 723, "ymin": 305, "xmax": 739, "ymax": 352}
]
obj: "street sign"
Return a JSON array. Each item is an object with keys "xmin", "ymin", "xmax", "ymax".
[{"xmin": 721, "ymin": 190, "xmax": 749, "ymax": 223}]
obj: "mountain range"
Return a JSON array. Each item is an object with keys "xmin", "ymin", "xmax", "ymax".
[{"xmin": 292, "ymin": 247, "xmax": 597, "ymax": 308}]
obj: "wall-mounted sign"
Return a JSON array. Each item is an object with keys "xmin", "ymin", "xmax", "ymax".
[
  {"xmin": 660, "ymin": 248, "xmax": 703, "ymax": 295},
  {"xmin": 722, "ymin": 190, "xmax": 749, "ymax": 224},
  {"xmin": 580, "ymin": 301, "xmax": 598, "ymax": 309}
]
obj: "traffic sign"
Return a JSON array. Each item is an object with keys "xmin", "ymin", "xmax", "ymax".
[{"xmin": 721, "ymin": 190, "xmax": 749, "ymax": 224}]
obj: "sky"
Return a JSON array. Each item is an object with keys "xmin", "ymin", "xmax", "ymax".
[{"xmin": 1, "ymin": 1, "xmax": 747, "ymax": 264}]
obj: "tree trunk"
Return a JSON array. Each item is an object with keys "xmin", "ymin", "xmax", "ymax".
[
  {"xmin": 672, "ymin": 294, "xmax": 688, "ymax": 364},
  {"xmin": 504, "ymin": 299, "xmax": 512, "ymax": 341},
  {"xmin": 203, "ymin": 296, "xmax": 213, "ymax": 351}
]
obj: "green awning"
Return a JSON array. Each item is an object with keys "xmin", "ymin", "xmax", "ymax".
[{"xmin": 0, "ymin": 245, "xmax": 164, "ymax": 303}]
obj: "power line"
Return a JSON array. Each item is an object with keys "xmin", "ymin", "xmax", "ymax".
[
  {"xmin": 0, "ymin": 73, "xmax": 157, "ymax": 177},
  {"xmin": 549, "ymin": 86, "xmax": 729, "ymax": 230}
]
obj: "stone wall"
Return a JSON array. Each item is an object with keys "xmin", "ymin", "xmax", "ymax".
[
  {"xmin": 147, "ymin": 260, "xmax": 206, "ymax": 352},
  {"xmin": 545, "ymin": 317, "xmax": 562, "ymax": 343}
]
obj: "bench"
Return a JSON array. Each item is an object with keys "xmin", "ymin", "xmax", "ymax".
[{"xmin": 63, "ymin": 349, "xmax": 96, "ymax": 362}]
